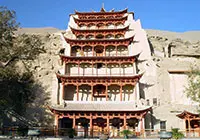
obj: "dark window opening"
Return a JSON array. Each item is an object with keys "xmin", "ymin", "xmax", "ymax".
[
  {"xmin": 96, "ymin": 49, "xmax": 103, "ymax": 53},
  {"xmin": 95, "ymin": 47, "xmax": 104, "ymax": 56},
  {"xmin": 59, "ymin": 48, "xmax": 65, "ymax": 54},
  {"xmin": 93, "ymin": 85, "xmax": 106, "ymax": 96},
  {"xmin": 96, "ymin": 34, "xmax": 104, "ymax": 39},
  {"xmin": 160, "ymin": 121, "xmax": 166, "ymax": 131},
  {"xmin": 153, "ymin": 98, "xmax": 157, "ymax": 106},
  {"xmin": 97, "ymin": 63, "xmax": 103, "ymax": 69}
]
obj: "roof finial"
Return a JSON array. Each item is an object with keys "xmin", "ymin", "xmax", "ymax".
[{"xmin": 100, "ymin": 3, "xmax": 106, "ymax": 12}]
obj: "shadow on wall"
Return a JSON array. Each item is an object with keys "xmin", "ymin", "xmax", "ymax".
[
  {"xmin": 139, "ymin": 83, "xmax": 154, "ymax": 99},
  {"xmin": 145, "ymin": 110, "xmax": 160, "ymax": 130},
  {"xmin": 148, "ymin": 38, "xmax": 154, "ymax": 56},
  {"xmin": 26, "ymin": 81, "xmax": 53, "ymax": 127},
  {"xmin": 0, "ymin": 75, "xmax": 52, "ymax": 128}
]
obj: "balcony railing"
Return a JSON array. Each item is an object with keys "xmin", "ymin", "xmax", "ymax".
[{"xmin": 64, "ymin": 73, "xmax": 136, "ymax": 77}]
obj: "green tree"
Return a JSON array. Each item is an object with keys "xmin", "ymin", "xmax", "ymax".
[
  {"xmin": 0, "ymin": 6, "xmax": 46, "ymax": 126},
  {"xmin": 185, "ymin": 68, "xmax": 200, "ymax": 103}
]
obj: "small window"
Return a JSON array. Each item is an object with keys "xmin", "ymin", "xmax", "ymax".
[
  {"xmin": 160, "ymin": 121, "xmax": 166, "ymax": 131},
  {"xmin": 146, "ymin": 99, "xmax": 150, "ymax": 106},
  {"xmin": 153, "ymin": 98, "xmax": 157, "ymax": 106}
]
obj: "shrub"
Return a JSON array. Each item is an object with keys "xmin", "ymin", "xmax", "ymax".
[{"xmin": 171, "ymin": 128, "xmax": 184, "ymax": 140}]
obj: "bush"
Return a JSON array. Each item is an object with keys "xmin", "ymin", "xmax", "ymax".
[
  {"xmin": 120, "ymin": 129, "xmax": 132, "ymax": 139},
  {"xmin": 171, "ymin": 128, "xmax": 184, "ymax": 140}
]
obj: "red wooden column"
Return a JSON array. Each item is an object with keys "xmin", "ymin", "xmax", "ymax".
[
  {"xmin": 90, "ymin": 113, "xmax": 93, "ymax": 137},
  {"xmin": 76, "ymin": 84, "xmax": 79, "ymax": 101},
  {"xmin": 106, "ymin": 83, "xmax": 108, "ymax": 101},
  {"xmin": 91, "ymin": 84, "xmax": 93, "ymax": 101},
  {"xmin": 107, "ymin": 113, "xmax": 110, "ymax": 133},
  {"xmin": 73, "ymin": 113, "xmax": 76, "ymax": 129},
  {"xmin": 120, "ymin": 84, "xmax": 122, "ymax": 101},
  {"xmin": 123, "ymin": 113, "xmax": 127, "ymax": 129},
  {"xmin": 81, "ymin": 46, "xmax": 83, "ymax": 55},
  {"xmin": 92, "ymin": 46, "xmax": 94, "ymax": 56}
]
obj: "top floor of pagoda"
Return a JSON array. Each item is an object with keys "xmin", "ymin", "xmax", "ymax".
[
  {"xmin": 74, "ymin": 8, "xmax": 128, "ymax": 19},
  {"xmin": 73, "ymin": 15, "xmax": 128, "ymax": 26}
]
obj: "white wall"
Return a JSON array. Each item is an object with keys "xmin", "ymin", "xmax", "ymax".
[{"xmin": 169, "ymin": 73, "xmax": 193, "ymax": 105}]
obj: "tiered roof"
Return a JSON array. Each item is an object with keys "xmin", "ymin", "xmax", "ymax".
[
  {"xmin": 56, "ymin": 73, "xmax": 143, "ymax": 86},
  {"xmin": 64, "ymin": 36, "xmax": 134, "ymax": 47},
  {"xmin": 75, "ymin": 8, "xmax": 128, "ymax": 17},
  {"xmin": 60, "ymin": 55, "xmax": 136, "ymax": 64},
  {"xmin": 69, "ymin": 25, "xmax": 130, "ymax": 37},
  {"xmin": 177, "ymin": 110, "xmax": 200, "ymax": 119},
  {"xmin": 73, "ymin": 16, "xmax": 128, "ymax": 26}
]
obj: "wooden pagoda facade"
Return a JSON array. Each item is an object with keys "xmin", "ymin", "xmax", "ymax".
[
  {"xmin": 177, "ymin": 110, "xmax": 200, "ymax": 136},
  {"xmin": 49, "ymin": 8, "xmax": 151, "ymax": 138}
]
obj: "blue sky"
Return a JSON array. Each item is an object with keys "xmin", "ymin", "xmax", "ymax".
[{"xmin": 1, "ymin": 0, "xmax": 200, "ymax": 32}]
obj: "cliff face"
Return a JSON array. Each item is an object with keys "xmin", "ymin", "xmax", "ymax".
[
  {"xmin": 16, "ymin": 28, "xmax": 64, "ymax": 126},
  {"xmin": 145, "ymin": 29, "xmax": 200, "ymax": 129},
  {"xmin": 16, "ymin": 28, "xmax": 200, "ymax": 127},
  {"xmin": 144, "ymin": 29, "xmax": 200, "ymax": 106}
]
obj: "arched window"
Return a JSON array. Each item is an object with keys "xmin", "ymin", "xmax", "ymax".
[
  {"xmin": 97, "ymin": 23, "xmax": 104, "ymax": 29},
  {"xmin": 77, "ymin": 35, "xmax": 84, "ymax": 40},
  {"xmin": 107, "ymin": 23, "xmax": 114, "ymax": 29},
  {"xmin": 88, "ymin": 23, "xmax": 95, "ymax": 29},
  {"xmin": 79, "ymin": 24, "xmax": 86, "ymax": 29},
  {"xmin": 86, "ymin": 34, "xmax": 94, "ymax": 39},
  {"xmin": 115, "ymin": 22, "xmax": 124, "ymax": 28},
  {"xmin": 105, "ymin": 34, "xmax": 114, "ymax": 39},
  {"xmin": 95, "ymin": 34, "xmax": 104, "ymax": 39},
  {"xmin": 115, "ymin": 34, "xmax": 124, "ymax": 39}
]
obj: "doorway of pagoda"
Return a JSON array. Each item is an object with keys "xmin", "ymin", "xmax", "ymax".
[
  {"xmin": 93, "ymin": 118, "xmax": 107, "ymax": 137},
  {"xmin": 127, "ymin": 118, "xmax": 139, "ymax": 135},
  {"xmin": 94, "ymin": 46, "xmax": 104, "ymax": 56},
  {"xmin": 76, "ymin": 118, "xmax": 89, "ymax": 138},
  {"xmin": 58, "ymin": 118, "xmax": 73, "ymax": 136},
  {"xmin": 93, "ymin": 84, "xmax": 106, "ymax": 101},
  {"xmin": 71, "ymin": 46, "xmax": 81, "ymax": 56},
  {"xmin": 110, "ymin": 118, "xmax": 123, "ymax": 137}
]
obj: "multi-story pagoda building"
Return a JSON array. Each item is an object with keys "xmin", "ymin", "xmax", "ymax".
[{"xmin": 49, "ymin": 7, "xmax": 152, "ymax": 137}]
